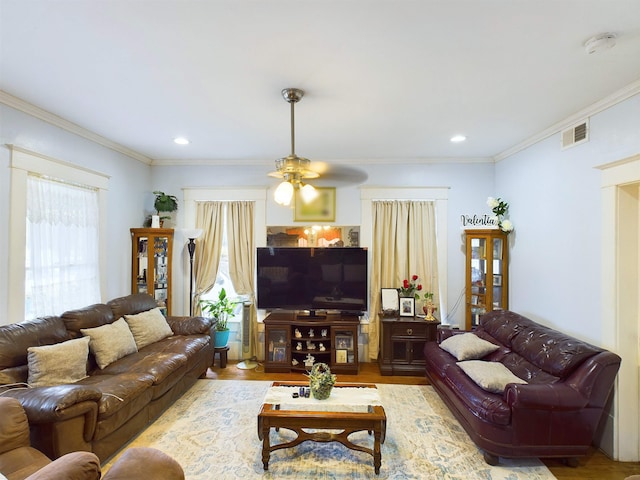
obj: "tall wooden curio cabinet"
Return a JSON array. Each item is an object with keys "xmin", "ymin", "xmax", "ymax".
[
  {"xmin": 130, "ymin": 228, "xmax": 174, "ymax": 316},
  {"xmin": 465, "ymin": 229, "xmax": 508, "ymax": 329}
]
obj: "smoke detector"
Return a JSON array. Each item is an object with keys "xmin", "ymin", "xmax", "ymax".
[{"xmin": 584, "ymin": 33, "xmax": 616, "ymax": 54}]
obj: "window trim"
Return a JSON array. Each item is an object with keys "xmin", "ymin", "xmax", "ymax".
[{"xmin": 8, "ymin": 146, "xmax": 109, "ymax": 321}]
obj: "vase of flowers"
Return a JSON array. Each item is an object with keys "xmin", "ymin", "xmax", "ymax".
[
  {"xmin": 308, "ymin": 363, "xmax": 336, "ymax": 400},
  {"xmin": 398, "ymin": 274, "xmax": 422, "ymax": 299}
]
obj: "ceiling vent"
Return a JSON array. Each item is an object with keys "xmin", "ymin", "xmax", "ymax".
[{"xmin": 561, "ymin": 119, "xmax": 589, "ymax": 150}]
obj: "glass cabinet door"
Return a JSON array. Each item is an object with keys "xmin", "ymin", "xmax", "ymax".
[
  {"xmin": 131, "ymin": 228, "xmax": 173, "ymax": 316},
  {"xmin": 465, "ymin": 230, "xmax": 508, "ymax": 329},
  {"xmin": 267, "ymin": 327, "xmax": 289, "ymax": 364},
  {"xmin": 333, "ymin": 329, "xmax": 356, "ymax": 366}
]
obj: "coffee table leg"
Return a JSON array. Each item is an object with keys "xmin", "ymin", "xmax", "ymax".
[
  {"xmin": 261, "ymin": 424, "xmax": 271, "ymax": 470},
  {"xmin": 373, "ymin": 427, "xmax": 382, "ymax": 474}
]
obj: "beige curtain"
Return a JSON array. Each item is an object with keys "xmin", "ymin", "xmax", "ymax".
[
  {"xmin": 226, "ymin": 201, "xmax": 258, "ymax": 359},
  {"xmin": 193, "ymin": 202, "xmax": 225, "ymax": 315},
  {"xmin": 369, "ymin": 200, "xmax": 438, "ymax": 360}
]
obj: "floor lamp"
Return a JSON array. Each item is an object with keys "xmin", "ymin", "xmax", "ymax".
[{"xmin": 184, "ymin": 229, "xmax": 203, "ymax": 316}]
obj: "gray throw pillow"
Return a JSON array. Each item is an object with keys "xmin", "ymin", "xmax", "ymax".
[
  {"xmin": 439, "ymin": 332, "xmax": 500, "ymax": 361},
  {"xmin": 457, "ymin": 360, "xmax": 527, "ymax": 393},
  {"xmin": 81, "ymin": 317, "xmax": 138, "ymax": 369},
  {"xmin": 27, "ymin": 336, "xmax": 90, "ymax": 387}
]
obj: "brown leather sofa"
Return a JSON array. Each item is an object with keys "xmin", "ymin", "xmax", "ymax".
[
  {"xmin": 0, "ymin": 294, "xmax": 214, "ymax": 463},
  {"xmin": 424, "ymin": 310, "xmax": 621, "ymax": 465},
  {"xmin": 0, "ymin": 396, "xmax": 185, "ymax": 480}
]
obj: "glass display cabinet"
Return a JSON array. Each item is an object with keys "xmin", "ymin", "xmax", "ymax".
[
  {"xmin": 464, "ymin": 229, "xmax": 508, "ymax": 329},
  {"xmin": 130, "ymin": 228, "xmax": 174, "ymax": 316}
]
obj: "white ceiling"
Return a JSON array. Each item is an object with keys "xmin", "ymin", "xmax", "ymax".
[{"xmin": 1, "ymin": 0, "xmax": 640, "ymax": 168}]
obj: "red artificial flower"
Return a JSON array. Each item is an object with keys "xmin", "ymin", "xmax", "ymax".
[
  {"xmin": 403, "ymin": 279, "xmax": 410, "ymax": 288},
  {"xmin": 417, "ymin": 284, "xmax": 423, "ymax": 291}
]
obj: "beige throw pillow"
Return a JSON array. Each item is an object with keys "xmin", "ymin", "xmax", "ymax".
[
  {"xmin": 124, "ymin": 307, "xmax": 173, "ymax": 349},
  {"xmin": 27, "ymin": 336, "xmax": 90, "ymax": 387},
  {"xmin": 439, "ymin": 332, "xmax": 500, "ymax": 361},
  {"xmin": 457, "ymin": 360, "xmax": 527, "ymax": 394},
  {"xmin": 81, "ymin": 317, "xmax": 138, "ymax": 369}
]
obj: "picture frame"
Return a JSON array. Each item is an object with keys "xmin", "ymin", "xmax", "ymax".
[
  {"xmin": 273, "ymin": 347, "xmax": 286, "ymax": 363},
  {"xmin": 493, "ymin": 274, "xmax": 502, "ymax": 286},
  {"xmin": 335, "ymin": 349, "xmax": 348, "ymax": 364},
  {"xmin": 399, "ymin": 297, "xmax": 415, "ymax": 317},
  {"xmin": 381, "ymin": 288, "xmax": 399, "ymax": 314},
  {"xmin": 335, "ymin": 335, "xmax": 352, "ymax": 350},
  {"xmin": 294, "ymin": 187, "xmax": 336, "ymax": 222}
]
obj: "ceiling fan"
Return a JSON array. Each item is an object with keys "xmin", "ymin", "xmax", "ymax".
[{"xmin": 268, "ymin": 88, "xmax": 319, "ymax": 206}]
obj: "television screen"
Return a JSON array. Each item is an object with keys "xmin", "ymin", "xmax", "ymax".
[{"xmin": 256, "ymin": 247, "xmax": 368, "ymax": 314}]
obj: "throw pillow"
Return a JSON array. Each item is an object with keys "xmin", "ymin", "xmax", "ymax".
[
  {"xmin": 124, "ymin": 307, "xmax": 174, "ymax": 349},
  {"xmin": 81, "ymin": 317, "xmax": 138, "ymax": 369},
  {"xmin": 439, "ymin": 332, "xmax": 500, "ymax": 361},
  {"xmin": 27, "ymin": 337, "xmax": 90, "ymax": 387},
  {"xmin": 457, "ymin": 360, "xmax": 527, "ymax": 394}
]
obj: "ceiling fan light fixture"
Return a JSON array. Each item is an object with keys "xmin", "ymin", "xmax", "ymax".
[
  {"xmin": 274, "ymin": 180, "xmax": 295, "ymax": 206},
  {"xmin": 270, "ymin": 88, "xmax": 320, "ymax": 205},
  {"xmin": 300, "ymin": 183, "xmax": 319, "ymax": 204}
]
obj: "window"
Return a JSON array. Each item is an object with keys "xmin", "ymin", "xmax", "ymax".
[
  {"xmin": 9, "ymin": 147, "xmax": 108, "ymax": 321},
  {"xmin": 25, "ymin": 175, "xmax": 101, "ymax": 318}
]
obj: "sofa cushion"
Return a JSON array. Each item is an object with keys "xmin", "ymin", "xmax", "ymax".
[
  {"xmin": 108, "ymin": 293, "xmax": 158, "ymax": 319},
  {"xmin": 124, "ymin": 308, "xmax": 173, "ymax": 349},
  {"xmin": 457, "ymin": 360, "xmax": 527, "ymax": 394},
  {"xmin": 0, "ymin": 317, "xmax": 69, "ymax": 370},
  {"xmin": 27, "ymin": 337, "xmax": 90, "ymax": 387},
  {"xmin": 439, "ymin": 332, "xmax": 500, "ymax": 361},
  {"xmin": 81, "ymin": 318, "xmax": 138, "ymax": 369},
  {"xmin": 61, "ymin": 304, "xmax": 114, "ymax": 336}
]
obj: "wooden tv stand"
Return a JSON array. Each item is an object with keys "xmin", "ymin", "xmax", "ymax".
[{"xmin": 263, "ymin": 311, "xmax": 359, "ymax": 374}]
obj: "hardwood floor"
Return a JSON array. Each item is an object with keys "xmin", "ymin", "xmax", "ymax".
[{"xmin": 207, "ymin": 361, "xmax": 640, "ymax": 480}]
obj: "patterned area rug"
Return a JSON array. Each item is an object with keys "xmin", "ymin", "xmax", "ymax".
[{"xmin": 104, "ymin": 380, "xmax": 556, "ymax": 479}]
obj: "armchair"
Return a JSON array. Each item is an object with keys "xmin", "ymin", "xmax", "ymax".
[{"xmin": 0, "ymin": 397, "xmax": 184, "ymax": 480}]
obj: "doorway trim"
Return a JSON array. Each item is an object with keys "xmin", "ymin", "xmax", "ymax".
[{"xmin": 598, "ymin": 153, "xmax": 640, "ymax": 461}]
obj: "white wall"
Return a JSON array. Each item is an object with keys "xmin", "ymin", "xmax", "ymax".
[
  {"xmin": 495, "ymin": 93, "xmax": 640, "ymax": 345},
  {"xmin": 0, "ymin": 104, "xmax": 151, "ymax": 323}
]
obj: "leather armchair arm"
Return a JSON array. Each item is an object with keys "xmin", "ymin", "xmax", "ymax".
[
  {"xmin": 25, "ymin": 451, "xmax": 101, "ymax": 480},
  {"xmin": 505, "ymin": 383, "xmax": 588, "ymax": 410},
  {"xmin": 166, "ymin": 316, "xmax": 214, "ymax": 336}
]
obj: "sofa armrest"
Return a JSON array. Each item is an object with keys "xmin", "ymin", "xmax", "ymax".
[
  {"xmin": 504, "ymin": 383, "xmax": 588, "ymax": 411},
  {"xmin": 103, "ymin": 447, "xmax": 184, "ymax": 480},
  {"xmin": 166, "ymin": 316, "xmax": 214, "ymax": 336},
  {"xmin": 25, "ymin": 451, "xmax": 101, "ymax": 480},
  {"xmin": 4, "ymin": 385, "xmax": 102, "ymax": 423}
]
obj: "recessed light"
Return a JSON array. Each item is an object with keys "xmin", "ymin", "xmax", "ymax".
[
  {"xmin": 450, "ymin": 135, "xmax": 466, "ymax": 143},
  {"xmin": 174, "ymin": 137, "xmax": 190, "ymax": 145}
]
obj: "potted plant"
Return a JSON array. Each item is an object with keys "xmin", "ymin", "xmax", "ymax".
[
  {"xmin": 200, "ymin": 288, "xmax": 236, "ymax": 348},
  {"xmin": 149, "ymin": 191, "xmax": 178, "ymax": 227}
]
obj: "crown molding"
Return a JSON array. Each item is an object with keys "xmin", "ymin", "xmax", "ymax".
[
  {"xmin": 494, "ymin": 79, "xmax": 640, "ymax": 162},
  {"xmin": 151, "ymin": 156, "xmax": 493, "ymax": 167},
  {"xmin": 0, "ymin": 90, "xmax": 154, "ymax": 165}
]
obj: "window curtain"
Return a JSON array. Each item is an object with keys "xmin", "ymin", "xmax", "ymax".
[
  {"xmin": 193, "ymin": 202, "xmax": 225, "ymax": 315},
  {"xmin": 25, "ymin": 175, "xmax": 100, "ymax": 319},
  {"xmin": 368, "ymin": 200, "xmax": 438, "ymax": 360},
  {"xmin": 226, "ymin": 201, "xmax": 257, "ymax": 358}
]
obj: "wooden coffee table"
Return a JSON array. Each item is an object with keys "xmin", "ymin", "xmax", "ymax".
[{"xmin": 257, "ymin": 381, "xmax": 387, "ymax": 474}]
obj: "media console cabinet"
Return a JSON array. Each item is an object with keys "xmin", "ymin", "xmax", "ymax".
[{"xmin": 263, "ymin": 312, "xmax": 359, "ymax": 374}]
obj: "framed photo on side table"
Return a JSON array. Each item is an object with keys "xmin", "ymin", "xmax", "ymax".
[
  {"xmin": 381, "ymin": 288, "xmax": 399, "ymax": 314},
  {"xmin": 399, "ymin": 297, "xmax": 415, "ymax": 317}
]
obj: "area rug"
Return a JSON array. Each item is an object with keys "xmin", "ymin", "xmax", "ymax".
[{"xmin": 104, "ymin": 380, "xmax": 556, "ymax": 479}]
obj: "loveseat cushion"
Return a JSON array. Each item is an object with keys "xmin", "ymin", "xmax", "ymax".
[
  {"xmin": 27, "ymin": 337, "xmax": 91, "ymax": 387},
  {"xmin": 439, "ymin": 332, "xmax": 500, "ymax": 361},
  {"xmin": 81, "ymin": 318, "xmax": 138, "ymax": 369},
  {"xmin": 481, "ymin": 310, "xmax": 603, "ymax": 378},
  {"xmin": 457, "ymin": 360, "xmax": 527, "ymax": 393}
]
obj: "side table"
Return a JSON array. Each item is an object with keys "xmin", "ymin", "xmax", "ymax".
[
  {"xmin": 378, "ymin": 315, "xmax": 440, "ymax": 375},
  {"xmin": 214, "ymin": 346, "xmax": 229, "ymax": 368}
]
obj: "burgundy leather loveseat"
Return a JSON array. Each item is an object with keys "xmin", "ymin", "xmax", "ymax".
[{"xmin": 424, "ymin": 310, "xmax": 621, "ymax": 465}]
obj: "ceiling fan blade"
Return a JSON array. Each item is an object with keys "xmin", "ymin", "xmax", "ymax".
[{"xmin": 309, "ymin": 162, "xmax": 369, "ymax": 186}]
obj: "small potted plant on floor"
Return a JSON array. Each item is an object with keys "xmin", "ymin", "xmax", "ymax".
[{"xmin": 200, "ymin": 288, "xmax": 236, "ymax": 348}]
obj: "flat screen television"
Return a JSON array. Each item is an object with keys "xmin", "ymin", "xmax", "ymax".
[{"xmin": 256, "ymin": 247, "xmax": 368, "ymax": 315}]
